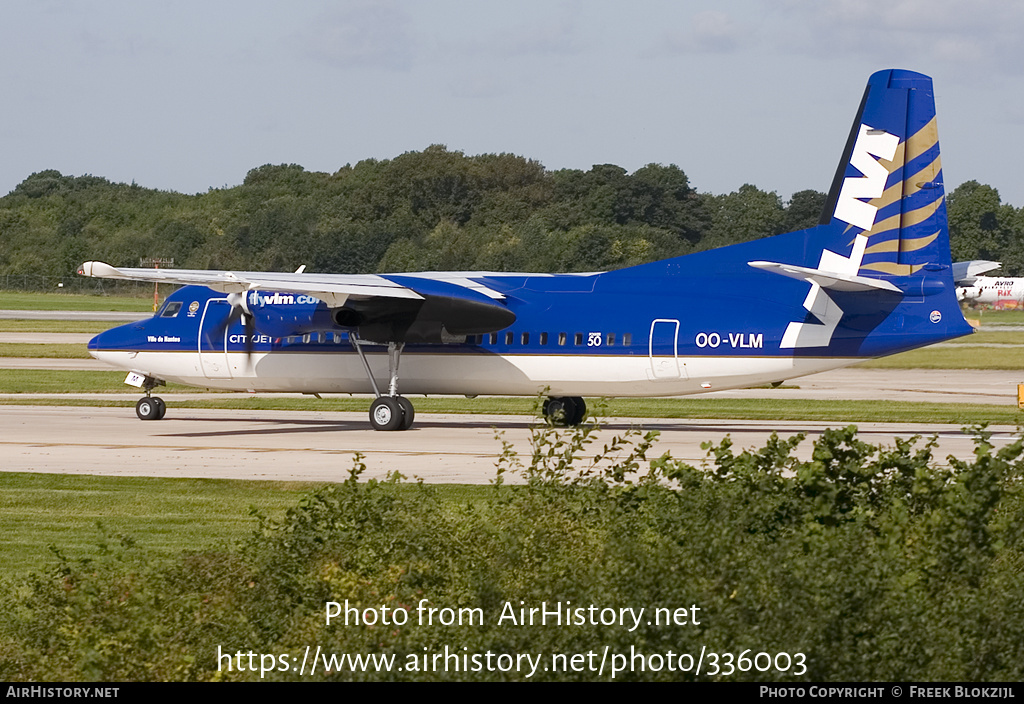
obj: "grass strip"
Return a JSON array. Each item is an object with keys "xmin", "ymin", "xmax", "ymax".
[
  {"xmin": 0, "ymin": 291, "xmax": 154, "ymax": 312},
  {"xmin": 945, "ymin": 331, "xmax": 1024, "ymax": 345},
  {"xmin": 0, "ymin": 473, "xmax": 325, "ymax": 577},
  {"xmin": 0, "ymin": 394, "xmax": 1018, "ymax": 425},
  {"xmin": 968, "ymin": 309, "xmax": 1024, "ymax": 324},
  {"xmin": 0, "ymin": 320, "xmax": 116, "ymax": 333},
  {"xmin": 0, "ymin": 472, "xmax": 494, "ymax": 577},
  {"xmin": 0, "ymin": 370, "xmax": 173, "ymax": 393},
  {"xmin": 0, "ymin": 344, "xmax": 91, "ymax": 359},
  {"xmin": 856, "ymin": 346, "xmax": 1024, "ymax": 369}
]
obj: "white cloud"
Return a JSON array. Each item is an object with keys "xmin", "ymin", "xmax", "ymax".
[
  {"xmin": 659, "ymin": 10, "xmax": 744, "ymax": 54},
  {"xmin": 299, "ymin": 1, "xmax": 415, "ymax": 71},
  {"xmin": 775, "ymin": 0, "xmax": 1024, "ymax": 75}
]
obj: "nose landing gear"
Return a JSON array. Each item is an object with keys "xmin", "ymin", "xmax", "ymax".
[
  {"xmin": 134, "ymin": 376, "xmax": 167, "ymax": 420},
  {"xmin": 136, "ymin": 396, "xmax": 166, "ymax": 420}
]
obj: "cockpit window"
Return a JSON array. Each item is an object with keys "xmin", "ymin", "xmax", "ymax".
[{"xmin": 160, "ymin": 301, "xmax": 182, "ymax": 318}]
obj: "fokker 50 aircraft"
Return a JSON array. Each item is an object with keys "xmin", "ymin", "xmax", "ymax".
[{"xmin": 79, "ymin": 69, "xmax": 974, "ymax": 431}]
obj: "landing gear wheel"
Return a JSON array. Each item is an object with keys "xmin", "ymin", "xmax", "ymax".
[
  {"xmin": 544, "ymin": 396, "xmax": 587, "ymax": 426},
  {"xmin": 153, "ymin": 397, "xmax": 167, "ymax": 420},
  {"xmin": 397, "ymin": 396, "xmax": 415, "ymax": 430},
  {"xmin": 544, "ymin": 396, "xmax": 577, "ymax": 427},
  {"xmin": 568, "ymin": 396, "xmax": 587, "ymax": 426},
  {"xmin": 136, "ymin": 397, "xmax": 160, "ymax": 421},
  {"xmin": 370, "ymin": 397, "xmax": 404, "ymax": 431}
]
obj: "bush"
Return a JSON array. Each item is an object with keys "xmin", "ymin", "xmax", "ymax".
[{"xmin": 2, "ymin": 418, "xmax": 1023, "ymax": 681}]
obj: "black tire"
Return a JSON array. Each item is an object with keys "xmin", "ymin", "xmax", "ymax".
[
  {"xmin": 369, "ymin": 397, "xmax": 403, "ymax": 431},
  {"xmin": 397, "ymin": 396, "xmax": 415, "ymax": 430},
  {"xmin": 544, "ymin": 396, "xmax": 577, "ymax": 427},
  {"xmin": 569, "ymin": 397, "xmax": 587, "ymax": 426},
  {"xmin": 153, "ymin": 397, "xmax": 167, "ymax": 420},
  {"xmin": 136, "ymin": 397, "xmax": 160, "ymax": 421}
]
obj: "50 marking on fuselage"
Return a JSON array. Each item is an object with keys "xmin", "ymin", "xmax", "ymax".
[{"xmin": 694, "ymin": 332, "xmax": 764, "ymax": 349}]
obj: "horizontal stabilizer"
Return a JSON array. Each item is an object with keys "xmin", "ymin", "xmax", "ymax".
[{"xmin": 748, "ymin": 260, "xmax": 901, "ymax": 293}]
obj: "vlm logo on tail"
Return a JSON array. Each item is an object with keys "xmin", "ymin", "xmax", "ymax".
[
  {"xmin": 777, "ymin": 125, "xmax": 901, "ymax": 350},
  {"xmin": 834, "ymin": 125, "xmax": 900, "ymax": 231}
]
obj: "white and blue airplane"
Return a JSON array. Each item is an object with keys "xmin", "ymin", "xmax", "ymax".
[
  {"xmin": 953, "ymin": 262, "xmax": 1024, "ymax": 306},
  {"xmin": 79, "ymin": 69, "xmax": 973, "ymax": 431}
]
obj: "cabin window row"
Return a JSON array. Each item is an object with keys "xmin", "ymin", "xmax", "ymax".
[
  {"xmin": 271, "ymin": 331, "xmax": 636, "ymax": 348},
  {"xmin": 467, "ymin": 332, "xmax": 632, "ymax": 347}
]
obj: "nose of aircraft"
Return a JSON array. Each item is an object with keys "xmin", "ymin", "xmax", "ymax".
[{"xmin": 87, "ymin": 322, "xmax": 149, "ymax": 356}]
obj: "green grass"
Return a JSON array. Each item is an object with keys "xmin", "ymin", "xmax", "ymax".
[
  {"xmin": 947, "ymin": 330, "xmax": 1024, "ymax": 345},
  {"xmin": 0, "ymin": 320, "xmax": 116, "ymax": 333},
  {"xmin": 0, "ymin": 344, "xmax": 91, "ymax": 359},
  {"xmin": 0, "ymin": 291, "xmax": 154, "ymax": 312},
  {"xmin": 0, "ymin": 370, "xmax": 162, "ymax": 393},
  {"xmin": 0, "ymin": 473, "xmax": 323, "ymax": 576},
  {"xmin": 0, "ymin": 472, "xmax": 494, "ymax": 577},
  {"xmin": 0, "ymin": 370, "xmax": 223, "ymax": 393},
  {"xmin": 857, "ymin": 346, "xmax": 1024, "ymax": 369},
  {"xmin": 964, "ymin": 309, "xmax": 1024, "ymax": 325}
]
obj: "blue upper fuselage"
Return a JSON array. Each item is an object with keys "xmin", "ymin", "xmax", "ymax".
[{"xmin": 88, "ymin": 234, "xmax": 973, "ymax": 363}]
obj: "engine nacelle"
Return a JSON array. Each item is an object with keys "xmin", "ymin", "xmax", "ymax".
[{"xmin": 246, "ymin": 291, "xmax": 337, "ymax": 338}]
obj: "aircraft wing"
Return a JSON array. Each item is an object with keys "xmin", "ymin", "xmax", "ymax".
[
  {"xmin": 77, "ymin": 261, "xmax": 516, "ymax": 340},
  {"xmin": 77, "ymin": 261, "xmax": 429, "ymax": 306}
]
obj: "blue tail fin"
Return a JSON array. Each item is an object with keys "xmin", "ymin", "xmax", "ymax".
[
  {"xmin": 604, "ymin": 69, "xmax": 971, "ymax": 360},
  {"xmin": 822, "ymin": 69, "xmax": 952, "ymax": 279},
  {"xmin": 742, "ymin": 69, "xmax": 971, "ymax": 356}
]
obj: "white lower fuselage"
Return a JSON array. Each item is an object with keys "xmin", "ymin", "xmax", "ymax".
[{"xmin": 90, "ymin": 347, "xmax": 862, "ymax": 398}]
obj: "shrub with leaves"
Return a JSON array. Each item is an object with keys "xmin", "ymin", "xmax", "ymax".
[{"xmin": 2, "ymin": 416, "xmax": 1023, "ymax": 681}]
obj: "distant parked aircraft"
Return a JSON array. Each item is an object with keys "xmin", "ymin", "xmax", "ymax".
[{"xmin": 954, "ymin": 261, "xmax": 1024, "ymax": 306}]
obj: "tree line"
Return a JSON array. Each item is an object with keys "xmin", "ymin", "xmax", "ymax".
[{"xmin": 0, "ymin": 145, "xmax": 1019, "ymax": 281}]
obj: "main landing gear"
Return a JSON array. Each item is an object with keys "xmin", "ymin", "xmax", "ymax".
[
  {"xmin": 135, "ymin": 377, "xmax": 167, "ymax": 420},
  {"xmin": 352, "ymin": 336, "xmax": 415, "ymax": 431},
  {"xmin": 543, "ymin": 396, "xmax": 587, "ymax": 426},
  {"xmin": 369, "ymin": 395, "xmax": 415, "ymax": 431}
]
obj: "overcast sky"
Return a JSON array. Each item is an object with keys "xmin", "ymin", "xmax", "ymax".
[{"xmin": 3, "ymin": 1, "xmax": 1023, "ymax": 206}]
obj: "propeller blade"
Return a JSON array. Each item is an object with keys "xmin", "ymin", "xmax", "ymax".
[
  {"xmin": 243, "ymin": 312, "xmax": 255, "ymax": 362},
  {"xmin": 210, "ymin": 292, "xmax": 254, "ymax": 364},
  {"xmin": 211, "ymin": 303, "xmax": 242, "ymax": 340}
]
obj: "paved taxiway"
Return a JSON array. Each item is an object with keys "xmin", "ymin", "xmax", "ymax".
[
  {"xmin": 0, "ymin": 405, "xmax": 1018, "ymax": 484},
  {"xmin": 3, "ymin": 311, "xmax": 1021, "ymax": 482}
]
